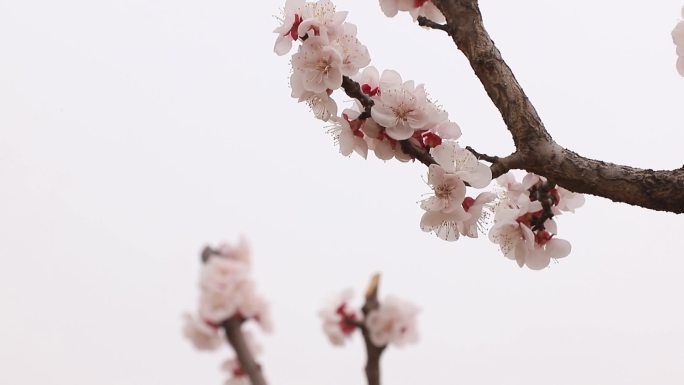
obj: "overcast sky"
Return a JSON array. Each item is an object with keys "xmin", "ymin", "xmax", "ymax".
[{"xmin": 1, "ymin": 1, "xmax": 684, "ymax": 384}]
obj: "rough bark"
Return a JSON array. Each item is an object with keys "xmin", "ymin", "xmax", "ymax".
[{"xmin": 422, "ymin": 0, "xmax": 684, "ymax": 213}]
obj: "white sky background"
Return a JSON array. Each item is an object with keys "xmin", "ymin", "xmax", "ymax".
[{"xmin": 1, "ymin": 0, "xmax": 683, "ymax": 384}]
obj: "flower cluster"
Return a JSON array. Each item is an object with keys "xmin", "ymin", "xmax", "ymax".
[
  {"xmin": 672, "ymin": 6, "xmax": 684, "ymax": 76},
  {"xmin": 275, "ymin": 0, "xmax": 586, "ymax": 269},
  {"xmin": 489, "ymin": 173, "xmax": 585, "ymax": 270},
  {"xmin": 379, "ymin": 0, "xmax": 445, "ymax": 23},
  {"xmin": 365, "ymin": 295, "xmax": 419, "ymax": 347},
  {"xmin": 319, "ymin": 289, "xmax": 419, "ymax": 348},
  {"xmin": 318, "ymin": 289, "xmax": 360, "ymax": 346},
  {"xmin": 183, "ymin": 238, "xmax": 271, "ymax": 384},
  {"xmin": 419, "ymin": 141, "xmax": 494, "ymax": 241},
  {"xmin": 274, "ymin": 0, "xmax": 462, "ymax": 162}
]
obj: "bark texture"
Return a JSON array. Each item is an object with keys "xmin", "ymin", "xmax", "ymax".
[{"xmin": 427, "ymin": 0, "xmax": 684, "ymax": 213}]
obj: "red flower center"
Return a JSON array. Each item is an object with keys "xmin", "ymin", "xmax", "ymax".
[
  {"xmin": 462, "ymin": 197, "xmax": 476, "ymax": 211},
  {"xmin": 287, "ymin": 14, "xmax": 303, "ymax": 40}
]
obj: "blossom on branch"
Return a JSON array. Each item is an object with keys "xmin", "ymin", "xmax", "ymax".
[
  {"xmin": 365, "ymin": 295, "xmax": 419, "ymax": 347},
  {"xmin": 182, "ymin": 313, "xmax": 223, "ymax": 351},
  {"xmin": 318, "ymin": 289, "xmax": 360, "ymax": 346},
  {"xmin": 488, "ymin": 172, "xmax": 584, "ymax": 269},
  {"xmin": 184, "ymin": 238, "xmax": 271, "ymax": 384},
  {"xmin": 371, "ymin": 78, "xmax": 431, "ymax": 140},
  {"xmin": 273, "ymin": 0, "xmax": 306, "ymax": 56},
  {"xmin": 430, "ymin": 141, "xmax": 492, "ymax": 189},
  {"xmin": 297, "ymin": 0, "xmax": 348, "ymax": 40},
  {"xmin": 378, "ymin": 0, "xmax": 445, "ymax": 24},
  {"xmin": 327, "ymin": 110, "xmax": 369, "ymax": 158},
  {"xmin": 291, "ymin": 35, "xmax": 344, "ymax": 94}
]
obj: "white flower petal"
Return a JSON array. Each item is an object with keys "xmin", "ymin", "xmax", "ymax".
[{"xmin": 545, "ymin": 238, "xmax": 571, "ymax": 259}]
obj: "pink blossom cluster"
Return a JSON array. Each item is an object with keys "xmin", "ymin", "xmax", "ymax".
[
  {"xmin": 319, "ymin": 289, "xmax": 419, "ymax": 347},
  {"xmin": 274, "ymin": 0, "xmax": 587, "ymax": 268},
  {"xmin": 328, "ymin": 67, "xmax": 463, "ymax": 161},
  {"xmin": 672, "ymin": 6, "xmax": 684, "ymax": 76},
  {"xmin": 379, "ymin": 0, "xmax": 445, "ymax": 24},
  {"xmin": 274, "ymin": 0, "xmax": 462, "ymax": 162},
  {"xmin": 489, "ymin": 173, "xmax": 585, "ymax": 270},
  {"xmin": 274, "ymin": 0, "xmax": 367, "ymax": 120},
  {"xmin": 419, "ymin": 141, "xmax": 494, "ymax": 241},
  {"xmin": 183, "ymin": 238, "xmax": 271, "ymax": 384}
]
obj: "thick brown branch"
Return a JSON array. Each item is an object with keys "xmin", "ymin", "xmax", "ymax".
[
  {"xmin": 431, "ymin": 0, "xmax": 684, "ymax": 213},
  {"xmin": 528, "ymin": 149, "xmax": 684, "ymax": 213},
  {"xmin": 223, "ymin": 316, "xmax": 268, "ymax": 385},
  {"xmin": 432, "ymin": 0, "xmax": 551, "ymax": 150}
]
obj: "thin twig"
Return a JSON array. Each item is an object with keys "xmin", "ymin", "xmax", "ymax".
[
  {"xmin": 416, "ymin": 16, "xmax": 450, "ymax": 33},
  {"xmin": 465, "ymin": 146, "xmax": 500, "ymax": 163}
]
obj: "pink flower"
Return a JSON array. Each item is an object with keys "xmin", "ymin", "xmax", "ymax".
[
  {"xmin": 420, "ymin": 164, "xmax": 467, "ymax": 215},
  {"xmin": 182, "ymin": 314, "xmax": 223, "ymax": 351},
  {"xmin": 352, "ymin": 66, "xmax": 380, "ymax": 97},
  {"xmin": 291, "ymin": 35, "xmax": 344, "ymax": 93},
  {"xmin": 238, "ymin": 290, "xmax": 273, "ymax": 333},
  {"xmin": 290, "ymin": 73, "xmax": 338, "ymax": 121},
  {"xmin": 378, "ymin": 0, "xmax": 418, "ymax": 18},
  {"xmin": 222, "ymin": 357, "xmax": 252, "ymax": 385},
  {"xmin": 458, "ymin": 192, "xmax": 496, "ymax": 238},
  {"xmin": 217, "ymin": 237, "xmax": 251, "ymax": 266},
  {"xmin": 297, "ymin": 0, "xmax": 348, "ymax": 40},
  {"xmin": 409, "ymin": 1, "xmax": 445, "ymax": 24},
  {"xmin": 555, "ymin": 186, "xmax": 585, "ymax": 213},
  {"xmin": 489, "ymin": 195, "xmax": 571, "ymax": 270},
  {"xmin": 327, "ymin": 111, "xmax": 368, "ymax": 159},
  {"xmin": 318, "ymin": 289, "xmax": 360, "ymax": 346},
  {"xmin": 430, "ymin": 141, "xmax": 492, "ymax": 188},
  {"xmin": 365, "ymin": 295, "xmax": 419, "ymax": 347},
  {"xmin": 420, "ymin": 190, "xmax": 495, "ymax": 242},
  {"xmin": 273, "ymin": 0, "xmax": 307, "ymax": 56},
  {"xmin": 495, "ymin": 172, "xmax": 536, "ymax": 202},
  {"xmin": 197, "ymin": 239, "xmax": 271, "ymax": 325},
  {"xmin": 332, "ymin": 23, "xmax": 371, "ymax": 77},
  {"xmin": 371, "ymin": 79, "xmax": 430, "ymax": 140}
]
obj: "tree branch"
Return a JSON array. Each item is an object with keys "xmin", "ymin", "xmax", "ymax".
[
  {"xmin": 341, "ymin": 75, "xmax": 374, "ymax": 119},
  {"xmin": 400, "ymin": 139, "xmax": 437, "ymax": 166},
  {"xmin": 431, "ymin": 0, "xmax": 684, "ymax": 213},
  {"xmin": 339, "ymin": 76, "xmax": 438, "ymax": 167},
  {"xmin": 223, "ymin": 316, "xmax": 268, "ymax": 385},
  {"xmin": 360, "ymin": 274, "xmax": 385, "ymax": 385}
]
